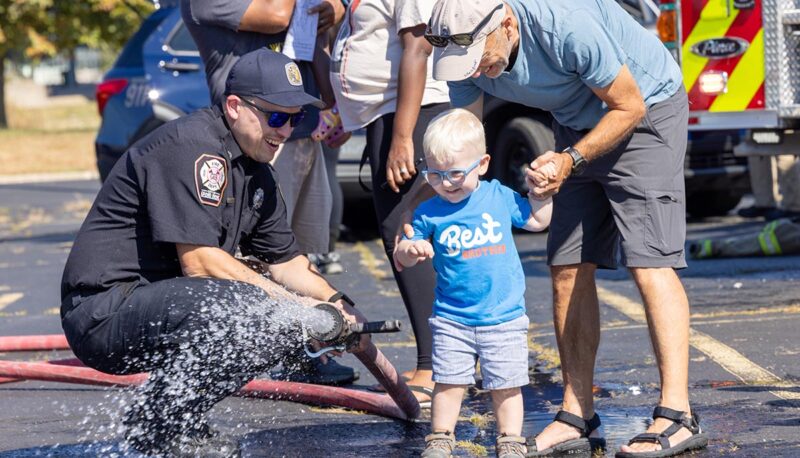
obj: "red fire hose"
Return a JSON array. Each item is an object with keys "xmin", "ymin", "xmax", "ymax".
[
  {"xmin": 0, "ymin": 335, "xmax": 420, "ymax": 421},
  {"xmin": 0, "ymin": 334, "xmax": 70, "ymax": 352}
]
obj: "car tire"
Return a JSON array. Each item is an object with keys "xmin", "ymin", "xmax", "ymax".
[
  {"xmin": 490, "ymin": 117, "xmax": 555, "ymax": 194},
  {"xmin": 686, "ymin": 190, "xmax": 744, "ymax": 217}
]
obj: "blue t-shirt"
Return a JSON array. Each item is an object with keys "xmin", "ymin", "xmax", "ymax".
[
  {"xmin": 410, "ymin": 180, "xmax": 530, "ymax": 326},
  {"xmin": 448, "ymin": 0, "xmax": 683, "ymax": 131}
]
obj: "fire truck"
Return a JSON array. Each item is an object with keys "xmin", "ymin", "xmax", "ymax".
[{"xmin": 657, "ymin": 0, "xmax": 797, "ymax": 208}]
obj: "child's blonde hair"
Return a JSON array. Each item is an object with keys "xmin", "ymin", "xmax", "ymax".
[{"xmin": 423, "ymin": 108, "xmax": 486, "ymax": 164}]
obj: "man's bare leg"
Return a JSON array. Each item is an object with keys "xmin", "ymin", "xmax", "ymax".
[
  {"xmin": 620, "ymin": 267, "xmax": 692, "ymax": 454},
  {"xmin": 534, "ymin": 263, "xmax": 602, "ymax": 450}
]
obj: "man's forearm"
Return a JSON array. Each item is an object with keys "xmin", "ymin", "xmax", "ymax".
[
  {"xmin": 268, "ymin": 255, "xmax": 337, "ymax": 302},
  {"xmin": 573, "ymin": 108, "xmax": 643, "ymax": 162},
  {"xmin": 575, "ymin": 64, "xmax": 647, "ymax": 162},
  {"xmin": 238, "ymin": 0, "xmax": 295, "ymax": 34},
  {"xmin": 176, "ymin": 244, "xmax": 302, "ymax": 302}
]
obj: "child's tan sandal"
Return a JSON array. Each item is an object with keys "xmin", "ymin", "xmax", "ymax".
[
  {"xmin": 496, "ymin": 434, "xmax": 527, "ymax": 458},
  {"xmin": 421, "ymin": 431, "xmax": 456, "ymax": 458}
]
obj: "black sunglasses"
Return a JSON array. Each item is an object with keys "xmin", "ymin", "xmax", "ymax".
[
  {"xmin": 424, "ymin": 4, "xmax": 503, "ymax": 48},
  {"xmin": 240, "ymin": 97, "xmax": 306, "ymax": 128}
]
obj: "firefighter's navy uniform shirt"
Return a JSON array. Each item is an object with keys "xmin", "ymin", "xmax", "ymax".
[{"xmin": 61, "ymin": 105, "xmax": 300, "ymax": 301}]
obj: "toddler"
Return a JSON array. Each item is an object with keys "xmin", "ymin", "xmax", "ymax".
[{"xmin": 396, "ymin": 109, "xmax": 554, "ymax": 458}]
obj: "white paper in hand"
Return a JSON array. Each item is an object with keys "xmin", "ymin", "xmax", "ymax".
[{"xmin": 282, "ymin": 0, "xmax": 320, "ymax": 62}]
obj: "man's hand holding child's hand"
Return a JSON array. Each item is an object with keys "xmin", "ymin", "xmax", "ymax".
[
  {"xmin": 526, "ymin": 160, "xmax": 558, "ymax": 200},
  {"xmin": 395, "ymin": 239, "xmax": 434, "ymax": 268}
]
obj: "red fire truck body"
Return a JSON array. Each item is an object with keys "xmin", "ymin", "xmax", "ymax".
[{"xmin": 659, "ymin": 0, "xmax": 799, "ymax": 152}]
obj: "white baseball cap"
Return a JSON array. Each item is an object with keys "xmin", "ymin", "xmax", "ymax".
[{"xmin": 428, "ymin": 0, "xmax": 505, "ymax": 81}]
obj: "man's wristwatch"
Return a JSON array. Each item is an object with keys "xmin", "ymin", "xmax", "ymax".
[{"xmin": 562, "ymin": 146, "xmax": 587, "ymax": 176}]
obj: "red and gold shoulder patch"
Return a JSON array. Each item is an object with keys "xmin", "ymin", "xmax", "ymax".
[{"xmin": 194, "ymin": 154, "xmax": 228, "ymax": 207}]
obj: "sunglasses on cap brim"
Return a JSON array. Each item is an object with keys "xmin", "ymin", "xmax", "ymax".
[{"xmin": 424, "ymin": 3, "xmax": 503, "ymax": 48}]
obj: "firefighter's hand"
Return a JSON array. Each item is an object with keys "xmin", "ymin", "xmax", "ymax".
[
  {"xmin": 332, "ymin": 299, "xmax": 370, "ymax": 354},
  {"xmin": 528, "ymin": 151, "xmax": 572, "ymax": 198}
]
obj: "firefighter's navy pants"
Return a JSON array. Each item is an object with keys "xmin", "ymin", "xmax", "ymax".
[{"xmin": 61, "ymin": 277, "xmax": 300, "ymax": 448}]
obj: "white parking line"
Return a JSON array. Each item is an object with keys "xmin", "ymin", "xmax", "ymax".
[
  {"xmin": 0, "ymin": 293, "xmax": 23, "ymax": 311},
  {"xmin": 0, "ymin": 171, "xmax": 99, "ymax": 185},
  {"xmin": 597, "ymin": 286, "xmax": 800, "ymax": 405}
]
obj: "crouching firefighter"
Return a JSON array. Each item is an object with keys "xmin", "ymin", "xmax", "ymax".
[{"xmin": 60, "ymin": 48, "xmax": 369, "ymax": 457}]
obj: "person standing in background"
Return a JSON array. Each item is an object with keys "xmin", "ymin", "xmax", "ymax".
[
  {"xmin": 738, "ymin": 155, "xmax": 800, "ymax": 220},
  {"xmin": 329, "ymin": 0, "xmax": 450, "ymax": 405}
]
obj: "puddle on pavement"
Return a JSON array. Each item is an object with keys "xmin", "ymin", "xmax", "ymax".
[{"xmin": 2, "ymin": 371, "xmax": 794, "ymax": 457}]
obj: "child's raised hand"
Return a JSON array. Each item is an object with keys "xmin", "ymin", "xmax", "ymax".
[{"xmin": 407, "ymin": 240, "xmax": 434, "ymax": 262}]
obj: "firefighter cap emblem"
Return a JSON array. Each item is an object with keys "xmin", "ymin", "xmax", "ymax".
[{"xmin": 285, "ymin": 62, "xmax": 303, "ymax": 87}]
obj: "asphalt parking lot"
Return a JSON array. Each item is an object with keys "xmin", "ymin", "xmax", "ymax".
[{"xmin": 0, "ymin": 179, "xmax": 798, "ymax": 457}]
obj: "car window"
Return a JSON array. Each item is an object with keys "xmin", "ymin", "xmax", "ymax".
[
  {"xmin": 167, "ymin": 23, "xmax": 198, "ymax": 53},
  {"xmin": 115, "ymin": 8, "xmax": 172, "ymax": 68}
]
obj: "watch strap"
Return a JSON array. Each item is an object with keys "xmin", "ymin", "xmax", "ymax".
[{"xmin": 328, "ymin": 291, "xmax": 355, "ymax": 306}]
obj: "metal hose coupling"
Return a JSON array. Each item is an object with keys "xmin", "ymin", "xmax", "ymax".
[{"xmin": 303, "ymin": 303, "xmax": 403, "ymax": 358}]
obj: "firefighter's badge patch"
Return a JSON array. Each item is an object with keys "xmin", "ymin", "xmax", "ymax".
[
  {"xmin": 253, "ymin": 188, "xmax": 264, "ymax": 210},
  {"xmin": 194, "ymin": 154, "xmax": 228, "ymax": 206},
  {"xmin": 285, "ymin": 62, "xmax": 303, "ymax": 86}
]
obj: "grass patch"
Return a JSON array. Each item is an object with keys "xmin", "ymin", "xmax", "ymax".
[
  {"xmin": 456, "ymin": 440, "xmax": 488, "ymax": 456},
  {"xmin": 0, "ymin": 101, "xmax": 100, "ymax": 175}
]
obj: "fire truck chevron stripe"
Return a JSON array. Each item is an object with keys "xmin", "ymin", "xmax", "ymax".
[
  {"xmin": 747, "ymin": 82, "xmax": 766, "ymax": 109},
  {"xmin": 710, "ymin": 29, "xmax": 764, "ymax": 112},
  {"xmin": 681, "ymin": 0, "xmax": 709, "ymax": 43},
  {"xmin": 681, "ymin": 0, "xmax": 739, "ymax": 98}
]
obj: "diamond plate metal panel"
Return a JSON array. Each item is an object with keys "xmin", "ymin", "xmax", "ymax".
[
  {"xmin": 779, "ymin": 104, "xmax": 800, "ymax": 117},
  {"xmin": 764, "ymin": 0, "xmax": 781, "ymax": 112},
  {"xmin": 776, "ymin": 0, "xmax": 800, "ymax": 118},
  {"xmin": 782, "ymin": 9, "xmax": 800, "ymax": 23}
]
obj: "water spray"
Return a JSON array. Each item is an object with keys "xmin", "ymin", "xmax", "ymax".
[{"xmin": 0, "ymin": 306, "xmax": 422, "ymax": 421}]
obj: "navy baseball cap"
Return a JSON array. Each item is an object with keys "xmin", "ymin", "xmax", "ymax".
[{"xmin": 225, "ymin": 48, "xmax": 325, "ymax": 109}]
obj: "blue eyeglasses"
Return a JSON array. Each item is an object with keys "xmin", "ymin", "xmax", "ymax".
[
  {"xmin": 422, "ymin": 158, "xmax": 482, "ymax": 186},
  {"xmin": 240, "ymin": 97, "xmax": 306, "ymax": 128}
]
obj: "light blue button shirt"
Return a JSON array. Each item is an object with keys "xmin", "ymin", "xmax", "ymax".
[{"xmin": 448, "ymin": 0, "xmax": 683, "ymax": 131}]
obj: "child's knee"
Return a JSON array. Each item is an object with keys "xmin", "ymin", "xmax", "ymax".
[{"xmin": 491, "ymin": 387, "xmax": 521, "ymax": 400}]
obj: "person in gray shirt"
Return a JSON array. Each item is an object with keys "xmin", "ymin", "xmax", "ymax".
[{"xmin": 181, "ymin": 0, "xmax": 360, "ymax": 387}]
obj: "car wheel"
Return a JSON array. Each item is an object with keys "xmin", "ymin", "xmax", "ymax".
[
  {"xmin": 490, "ymin": 117, "xmax": 555, "ymax": 194},
  {"xmin": 686, "ymin": 190, "xmax": 744, "ymax": 217}
]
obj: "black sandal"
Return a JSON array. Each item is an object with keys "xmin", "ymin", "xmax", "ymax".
[
  {"xmin": 525, "ymin": 410, "xmax": 605, "ymax": 457},
  {"xmin": 615, "ymin": 406, "xmax": 708, "ymax": 458}
]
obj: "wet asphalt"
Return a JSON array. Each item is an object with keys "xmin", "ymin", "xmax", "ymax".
[{"xmin": 0, "ymin": 179, "xmax": 798, "ymax": 457}]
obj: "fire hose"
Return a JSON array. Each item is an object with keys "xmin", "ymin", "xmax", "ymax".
[{"xmin": 0, "ymin": 304, "xmax": 420, "ymax": 421}]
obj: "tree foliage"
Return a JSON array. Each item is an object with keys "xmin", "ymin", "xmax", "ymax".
[
  {"xmin": 0, "ymin": 0, "xmax": 154, "ymax": 59},
  {"xmin": 0, "ymin": 0, "xmax": 155, "ymax": 127}
]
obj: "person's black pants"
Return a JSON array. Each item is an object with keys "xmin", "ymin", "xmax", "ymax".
[
  {"xmin": 61, "ymin": 277, "xmax": 301, "ymax": 449},
  {"xmin": 365, "ymin": 103, "xmax": 448, "ymax": 371}
]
